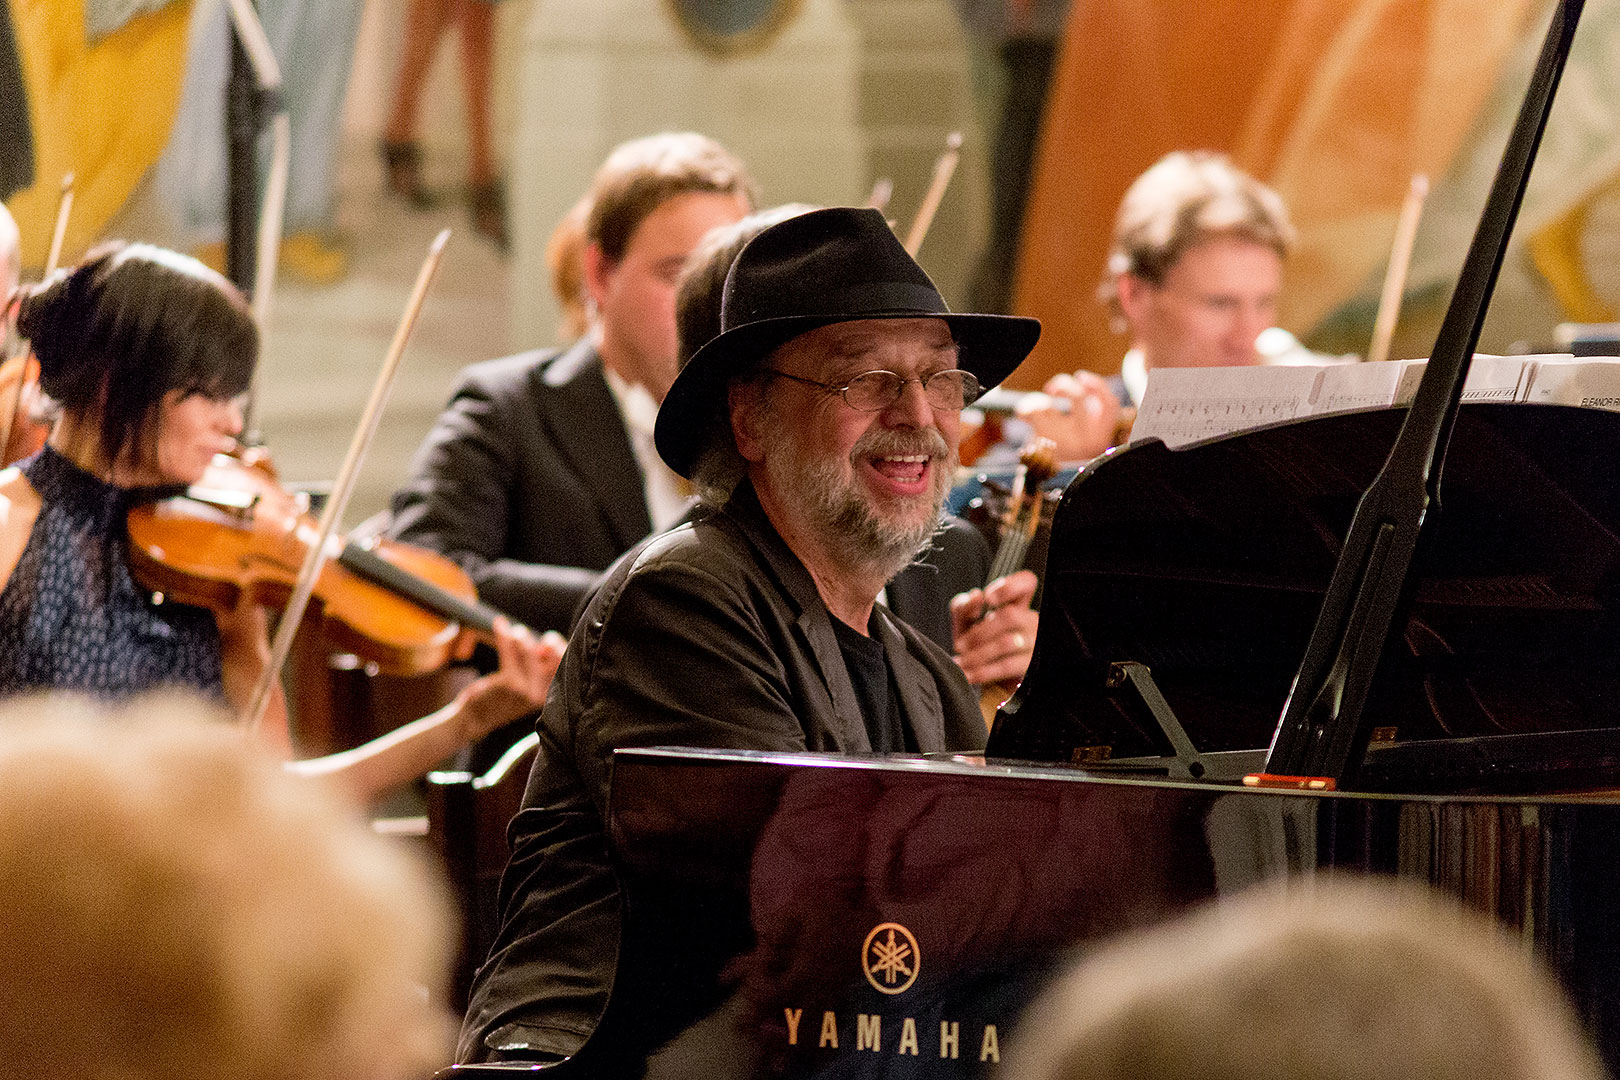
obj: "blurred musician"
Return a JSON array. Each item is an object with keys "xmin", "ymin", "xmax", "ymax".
[
  {"xmin": 458, "ymin": 207, "xmax": 1040, "ymax": 1065},
  {"xmin": 675, "ymin": 207, "xmax": 1037, "ymax": 686},
  {"xmin": 0, "ymin": 243, "xmax": 559, "ymax": 789},
  {"xmin": 1017, "ymin": 150, "xmax": 1299, "ymax": 461},
  {"xmin": 389, "ymin": 133, "xmax": 756, "ymax": 635}
]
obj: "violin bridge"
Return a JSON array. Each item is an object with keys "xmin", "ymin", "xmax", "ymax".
[{"xmin": 186, "ymin": 485, "xmax": 260, "ymax": 517}]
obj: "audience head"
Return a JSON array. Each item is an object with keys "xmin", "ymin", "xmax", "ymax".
[
  {"xmin": 16, "ymin": 241, "xmax": 255, "ymax": 482},
  {"xmin": 674, "ymin": 203, "xmax": 818, "ymax": 368},
  {"xmin": 1102, "ymin": 151, "xmax": 1295, "ymax": 370},
  {"xmin": 0, "ymin": 694, "xmax": 456, "ymax": 1080},
  {"xmin": 1012, "ymin": 879, "xmax": 1603, "ymax": 1080},
  {"xmin": 581, "ymin": 133, "xmax": 755, "ymax": 401},
  {"xmin": 655, "ymin": 207, "xmax": 1038, "ymax": 585}
]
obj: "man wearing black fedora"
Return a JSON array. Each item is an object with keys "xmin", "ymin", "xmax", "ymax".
[{"xmin": 457, "ymin": 207, "xmax": 1042, "ymax": 1068}]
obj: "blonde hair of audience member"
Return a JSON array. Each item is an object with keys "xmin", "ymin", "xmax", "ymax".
[
  {"xmin": 547, "ymin": 196, "xmax": 590, "ymax": 341},
  {"xmin": 0, "ymin": 694, "xmax": 456, "ymax": 1080},
  {"xmin": 1100, "ymin": 149, "xmax": 1296, "ymax": 316},
  {"xmin": 1012, "ymin": 880, "xmax": 1603, "ymax": 1080}
]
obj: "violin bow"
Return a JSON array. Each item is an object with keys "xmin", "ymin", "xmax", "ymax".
[
  {"xmin": 224, "ymin": 0, "xmax": 290, "ymax": 432},
  {"xmin": 1365, "ymin": 174, "xmax": 1429, "ymax": 365},
  {"xmin": 866, "ymin": 177, "xmax": 894, "ymax": 213},
  {"xmin": 904, "ymin": 132, "xmax": 963, "ymax": 257},
  {"xmin": 1, "ymin": 173, "xmax": 74, "ymax": 464},
  {"xmin": 243, "ymin": 230, "xmax": 452, "ymax": 735}
]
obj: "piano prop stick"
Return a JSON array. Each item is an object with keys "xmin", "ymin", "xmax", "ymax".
[{"xmin": 1364, "ymin": 174, "xmax": 1429, "ymax": 367}]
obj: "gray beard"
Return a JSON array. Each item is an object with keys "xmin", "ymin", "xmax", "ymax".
[{"xmin": 769, "ymin": 425, "xmax": 954, "ymax": 586}]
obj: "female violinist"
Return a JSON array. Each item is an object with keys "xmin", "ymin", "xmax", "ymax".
[{"xmin": 0, "ymin": 241, "xmax": 561, "ymax": 791}]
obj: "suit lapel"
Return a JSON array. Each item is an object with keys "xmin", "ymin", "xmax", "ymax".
[
  {"xmin": 724, "ymin": 484, "xmax": 870, "ymax": 751},
  {"xmin": 537, "ymin": 342, "xmax": 653, "ymax": 550}
]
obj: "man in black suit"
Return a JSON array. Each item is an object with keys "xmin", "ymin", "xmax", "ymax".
[{"xmin": 389, "ymin": 133, "xmax": 756, "ymax": 633}]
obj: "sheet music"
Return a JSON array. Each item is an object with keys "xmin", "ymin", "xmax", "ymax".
[
  {"xmin": 1520, "ymin": 356, "xmax": 1620, "ymax": 410},
  {"xmin": 1133, "ymin": 366, "xmax": 1326, "ymax": 448},
  {"xmin": 1133, "ymin": 356, "xmax": 1570, "ymax": 449}
]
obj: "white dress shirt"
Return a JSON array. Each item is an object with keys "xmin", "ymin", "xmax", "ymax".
[{"xmin": 603, "ymin": 365, "xmax": 691, "ymax": 533}]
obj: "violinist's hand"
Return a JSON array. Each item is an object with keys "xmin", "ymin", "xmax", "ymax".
[
  {"xmin": 1016, "ymin": 370, "xmax": 1123, "ymax": 462},
  {"xmin": 949, "ymin": 570, "xmax": 1038, "ymax": 686},
  {"xmin": 214, "ymin": 594, "xmax": 291, "ymax": 757},
  {"xmin": 453, "ymin": 617, "xmax": 566, "ymax": 743}
]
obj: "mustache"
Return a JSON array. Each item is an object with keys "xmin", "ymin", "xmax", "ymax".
[{"xmin": 851, "ymin": 425, "xmax": 950, "ymax": 462}]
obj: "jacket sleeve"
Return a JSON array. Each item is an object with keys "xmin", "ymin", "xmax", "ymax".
[
  {"xmin": 564, "ymin": 557, "xmax": 814, "ymax": 812},
  {"xmin": 389, "ymin": 371, "xmax": 599, "ymax": 634}
]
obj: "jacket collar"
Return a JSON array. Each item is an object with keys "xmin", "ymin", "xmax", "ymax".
[
  {"xmin": 719, "ymin": 483, "xmax": 943, "ymax": 752},
  {"xmin": 535, "ymin": 339, "xmax": 653, "ymax": 549}
]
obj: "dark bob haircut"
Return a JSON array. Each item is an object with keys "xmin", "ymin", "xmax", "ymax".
[{"xmin": 15, "ymin": 242, "xmax": 257, "ymax": 470}]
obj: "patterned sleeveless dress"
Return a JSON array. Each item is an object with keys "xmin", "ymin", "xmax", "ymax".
[{"xmin": 0, "ymin": 445, "xmax": 224, "ymax": 699}]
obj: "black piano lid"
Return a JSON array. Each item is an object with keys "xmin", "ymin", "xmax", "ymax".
[
  {"xmin": 992, "ymin": 0, "xmax": 1607, "ymax": 794},
  {"xmin": 987, "ymin": 401, "xmax": 1620, "ymax": 793}
]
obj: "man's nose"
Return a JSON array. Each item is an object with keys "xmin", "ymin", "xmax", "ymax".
[
  {"xmin": 1231, "ymin": 307, "xmax": 1270, "ymax": 354},
  {"xmin": 884, "ymin": 378, "xmax": 935, "ymax": 426}
]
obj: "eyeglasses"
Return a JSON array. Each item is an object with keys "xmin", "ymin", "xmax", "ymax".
[{"xmin": 766, "ymin": 368, "xmax": 983, "ymax": 412}]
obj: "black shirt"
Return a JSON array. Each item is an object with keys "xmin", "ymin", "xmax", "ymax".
[{"xmin": 831, "ymin": 614, "xmax": 916, "ymax": 753}]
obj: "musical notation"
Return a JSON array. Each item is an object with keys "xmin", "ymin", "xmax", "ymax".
[{"xmin": 1132, "ymin": 355, "xmax": 1578, "ymax": 449}]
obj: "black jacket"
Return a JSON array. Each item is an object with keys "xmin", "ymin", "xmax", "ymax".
[
  {"xmin": 390, "ymin": 340, "xmax": 649, "ymax": 634},
  {"xmin": 457, "ymin": 484, "xmax": 988, "ymax": 1063}
]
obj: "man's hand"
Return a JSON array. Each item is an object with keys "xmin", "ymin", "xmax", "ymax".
[
  {"xmin": 454, "ymin": 617, "xmax": 567, "ymax": 742},
  {"xmin": 1016, "ymin": 370, "xmax": 1123, "ymax": 462},
  {"xmin": 949, "ymin": 569, "xmax": 1038, "ymax": 686}
]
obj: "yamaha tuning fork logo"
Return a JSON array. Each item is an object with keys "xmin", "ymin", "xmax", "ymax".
[{"xmin": 863, "ymin": 922, "xmax": 920, "ymax": 995}]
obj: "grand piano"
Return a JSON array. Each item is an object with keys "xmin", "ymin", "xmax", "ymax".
[{"xmin": 442, "ymin": 1, "xmax": 1620, "ymax": 1075}]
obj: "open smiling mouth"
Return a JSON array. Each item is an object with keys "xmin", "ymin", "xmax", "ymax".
[{"xmin": 870, "ymin": 454, "xmax": 930, "ymax": 486}]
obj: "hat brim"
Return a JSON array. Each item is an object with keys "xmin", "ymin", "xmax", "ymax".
[{"xmin": 655, "ymin": 310, "xmax": 1041, "ymax": 479}]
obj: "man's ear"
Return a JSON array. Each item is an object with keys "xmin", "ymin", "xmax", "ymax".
[
  {"xmin": 1115, "ymin": 272, "xmax": 1151, "ymax": 327},
  {"xmin": 582, "ymin": 243, "xmax": 613, "ymax": 310},
  {"xmin": 730, "ymin": 380, "xmax": 767, "ymax": 463}
]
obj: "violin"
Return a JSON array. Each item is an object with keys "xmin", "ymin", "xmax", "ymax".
[
  {"xmin": 0, "ymin": 353, "xmax": 46, "ymax": 466},
  {"xmin": 126, "ymin": 449, "xmax": 504, "ymax": 677},
  {"xmin": 959, "ymin": 386, "xmax": 1136, "ymax": 467},
  {"xmin": 968, "ymin": 438, "xmax": 1060, "ymax": 723}
]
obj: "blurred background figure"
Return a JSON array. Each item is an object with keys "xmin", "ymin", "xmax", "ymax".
[
  {"xmin": 381, "ymin": 0, "xmax": 507, "ymax": 250},
  {"xmin": 950, "ymin": 0, "xmax": 1069, "ymax": 316},
  {"xmin": 1012, "ymin": 880, "xmax": 1605, "ymax": 1080},
  {"xmin": 155, "ymin": 0, "xmax": 367, "ymax": 285},
  {"xmin": 0, "ymin": 694, "xmax": 457, "ymax": 1080}
]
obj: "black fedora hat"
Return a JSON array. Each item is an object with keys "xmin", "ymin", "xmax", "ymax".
[{"xmin": 654, "ymin": 206, "xmax": 1040, "ymax": 478}]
